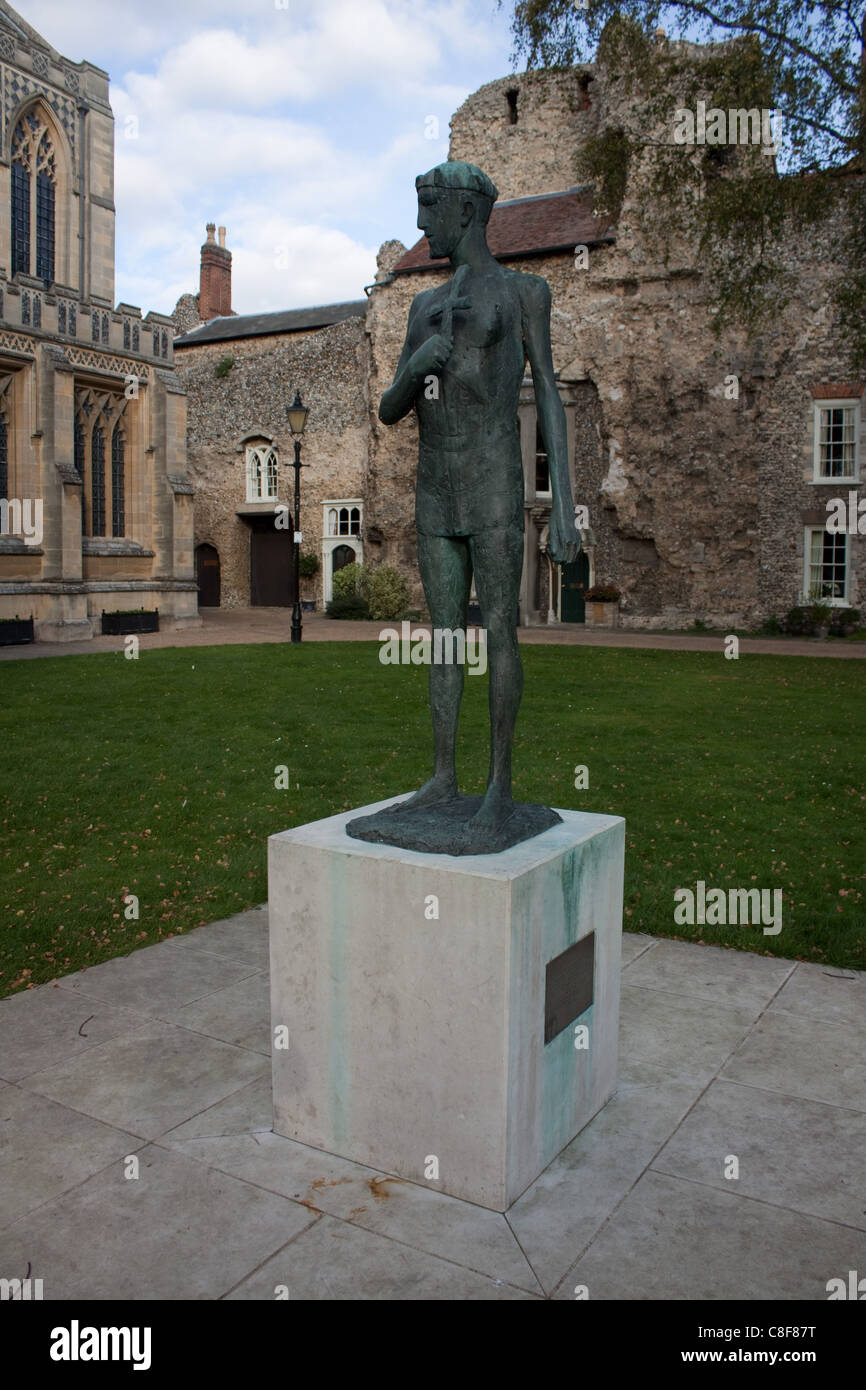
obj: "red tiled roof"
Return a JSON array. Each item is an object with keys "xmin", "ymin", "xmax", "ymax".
[
  {"xmin": 810, "ymin": 383, "xmax": 865, "ymax": 398},
  {"xmin": 391, "ymin": 188, "xmax": 615, "ymax": 274}
]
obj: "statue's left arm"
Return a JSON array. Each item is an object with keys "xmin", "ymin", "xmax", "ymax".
[{"xmin": 520, "ymin": 275, "xmax": 580, "ymax": 567}]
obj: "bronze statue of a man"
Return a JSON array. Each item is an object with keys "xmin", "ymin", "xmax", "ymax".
[{"xmin": 351, "ymin": 161, "xmax": 579, "ymax": 855}]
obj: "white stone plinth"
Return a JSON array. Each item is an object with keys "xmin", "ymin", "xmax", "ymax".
[{"xmin": 268, "ymin": 797, "xmax": 624, "ymax": 1211}]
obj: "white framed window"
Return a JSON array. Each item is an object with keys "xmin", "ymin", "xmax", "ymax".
[
  {"xmin": 321, "ymin": 499, "xmax": 364, "ymax": 602},
  {"xmin": 803, "ymin": 527, "xmax": 849, "ymax": 604},
  {"xmin": 325, "ymin": 504, "xmax": 361, "ymax": 536},
  {"xmin": 246, "ymin": 444, "xmax": 278, "ymax": 502},
  {"xmin": 812, "ymin": 401, "xmax": 859, "ymax": 482},
  {"xmin": 534, "ymin": 422, "xmax": 551, "ymax": 497}
]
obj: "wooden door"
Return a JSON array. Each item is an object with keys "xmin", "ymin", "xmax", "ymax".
[
  {"xmin": 196, "ymin": 543, "xmax": 221, "ymax": 607},
  {"xmin": 332, "ymin": 543, "xmax": 357, "ymax": 577},
  {"xmin": 250, "ymin": 521, "xmax": 293, "ymax": 606}
]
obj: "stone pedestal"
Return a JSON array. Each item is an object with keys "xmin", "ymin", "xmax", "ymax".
[{"xmin": 268, "ymin": 797, "xmax": 624, "ymax": 1211}]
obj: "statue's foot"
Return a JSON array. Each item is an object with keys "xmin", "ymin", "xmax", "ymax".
[
  {"xmin": 399, "ymin": 774, "xmax": 458, "ymax": 812},
  {"xmin": 457, "ymin": 784, "xmax": 515, "ymax": 851}
]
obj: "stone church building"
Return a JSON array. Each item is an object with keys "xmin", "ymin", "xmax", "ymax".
[
  {"xmin": 175, "ymin": 49, "xmax": 863, "ymax": 630},
  {"xmin": 0, "ymin": 0, "xmax": 196, "ymax": 641}
]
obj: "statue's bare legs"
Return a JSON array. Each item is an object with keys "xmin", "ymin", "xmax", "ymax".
[
  {"xmin": 462, "ymin": 526, "xmax": 523, "ymax": 842},
  {"xmin": 403, "ymin": 527, "xmax": 524, "ymax": 847},
  {"xmin": 400, "ymin": 533, "xmax": 469, "ymax": 810}
]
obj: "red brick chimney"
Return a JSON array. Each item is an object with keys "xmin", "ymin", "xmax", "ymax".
[{"xmin": 199, "ymin": 223, "xmax": 232, "ymax": 322}]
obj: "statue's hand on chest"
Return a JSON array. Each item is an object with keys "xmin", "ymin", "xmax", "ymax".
[{"xmin": 426, "ymin": 271, "xmax": 511, "ymax": 352}]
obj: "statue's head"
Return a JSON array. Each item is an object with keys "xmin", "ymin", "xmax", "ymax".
[{"xmin": 415, "ymin": 161, "xmax": 499, "ymax": 260}]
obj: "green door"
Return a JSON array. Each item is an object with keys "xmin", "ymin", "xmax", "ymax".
[{"xmin": 560, "ymin": 552, "xmax": 589, "ymax": 623}]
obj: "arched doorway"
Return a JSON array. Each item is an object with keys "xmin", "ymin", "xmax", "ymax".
[
  {"xmin": 196, "ymin": 543, "xmax": 221, "ymax": 607},
  {"xmin": 332, "ymin": 543, "xmax": 357, "ymax": 580}
]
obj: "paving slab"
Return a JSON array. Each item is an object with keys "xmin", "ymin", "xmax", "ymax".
[
  {"xmin": 0, "ymin": 1144, "xmax": 315, "ymax": 1300},
  {"xmin": 56, "ymin": 937, "xmax": 260, "ymax": 1016},
  {"xmin": 721, "ymin": 1011, "xmax": 866, "ymax": 1113},
  {"xmin": 19, "ymin": 1020, "xmax": 268, "ymax": 1139},
  {"xmin": 623, "ymin": 939, "xmax": 796, "ymax": 1012},
  {"xmin": 507, "ymin": 1078, "xmax": 703, "ymax": 1291},
  {"xmin": 621, "ymin": 932, "xmax": 657, "ymax": 967},
  {"xmin": 165, "ymin": 1074, "xmax": 273, "ymax": 1140},
  {"xmin": 171, "ymin": 907, "xmax": 270, "ymax": 970},
  {"xmin": 224, "ymin": 1211, "xmax": 541, "ymax": 1301},
  {"xmin": 768, "ymin": 962, "xmax": 866, "ymax": 1029},
  {"xmin": 160, "ymin": 971, "xmax": 270, "ymax": 1055},
  {"xmin": 555, "ymin": 1170, "xmax": 866, "ymax": 1301},
  {"xmin": 0, "ymin": 1086, "xmax": 142, "ymax": 1230},
  {"xmin": 652, "ymin": 1078, "xmax": 866, "ymax": 1230},
  {"xmin": 0, "ymin": 984, "xmax": 146, "ymax": 1082},
  {"xmin": 163, "ymin": 1128, "xmax": 541, "ymax": 1293},
  {"xmin": 618, "ymin": 984, "xmax": 759, "ymax": 1087}
]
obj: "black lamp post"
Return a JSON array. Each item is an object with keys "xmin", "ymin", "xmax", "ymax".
[{"xmin": 286, "ymin": 391, "xmax": 309, "ymax": 644}]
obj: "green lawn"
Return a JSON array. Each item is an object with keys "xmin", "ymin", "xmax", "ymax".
[{"xmin": 1, "ymin": 642, "xmax": 863, "ymax": 997}]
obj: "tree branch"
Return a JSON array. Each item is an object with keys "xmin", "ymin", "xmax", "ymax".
[{"xmin": 669, "ymin": 1, "xmax": 858, "ymax": 95}]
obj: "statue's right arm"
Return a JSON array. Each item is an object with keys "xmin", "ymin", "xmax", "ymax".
[{"xmin": 378, "ymin": 299, "xmax": 423, "ymax": 426}]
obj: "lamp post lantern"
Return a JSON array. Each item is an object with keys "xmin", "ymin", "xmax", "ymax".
[{"xmin": 286, "ymin": 391, "xmax": 309, "ymax": 644}]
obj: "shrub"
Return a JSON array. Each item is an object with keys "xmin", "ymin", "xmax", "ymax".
[
  {"xmin": 331, "ymin": 562, "xmax": 362, "ymax": 600},
  {"xmin": 325, "ymin": 592, "xmax": 370, "ymax": 620},
  {"xmin": 805, "ymin": 601, "xmax": 832, "ymax": 632},
  {"xmin": 298, "ymin": 553, "xmax": 319, "ymax": 578},
  {"xmin": 363, "ymin": 565, "xmax": 410, "ymax": 621},
  {"xmin": 829, "ymin": 607, "xmax": 861, "ymax": 636},
  {"xmin": 759, "ymin": 615, "xmax": 783, "ymax": 635},
  {"xmin": 214, "ymin": 356, "xmax": 235, "ymax": 379},
  {"xmin": 584, "ymin": 583, "xmax": 621, "ymax": 602},
  {"xmin": 783, "ymin": 606, "xmax": 809, "ymax": 635}
]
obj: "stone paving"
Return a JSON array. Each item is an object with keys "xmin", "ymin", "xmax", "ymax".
[
  {"xmin": 2, "ymin": 607, "xmax": 864, "ymax": 660},
  {"xmin": 1, "ymin": 909, "xmax": 863, "ymax": 1300}
]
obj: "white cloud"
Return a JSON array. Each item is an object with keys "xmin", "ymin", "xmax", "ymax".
[
  {"xmin": 229, "ymin": 223, "xmax": 378, "ymax": 310},
  {"xmin": 24, "ymin": 0, "xmax": 516, "ymax": 314}
]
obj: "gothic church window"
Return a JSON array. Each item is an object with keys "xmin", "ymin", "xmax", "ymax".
[
  {"xmin": 36, "ymin": 133, "xmax": 56, "ymax": 283},
  {"xmin": 33, "ymin": 295, "xmax": 41, "ymax": 328},
  {"xmin": 111, "ymin": 424, "xmax": 125, "ymax": 537},
  {"xmin": 58, "ymin": 301, "xmax": 66, "ymax": 334},
  {"xmin": 76, "ymin": 391, "xmax": 129, "ymax": 539},
  {"xmin": 91, "ymin": 424, "xmax": 106, "ymax": 536},
  {"xmin": 21, "ymin": 292, "xmax": 30, "ymax": 326},
  {"xmin": 0, "ymin": 403, "xmax": 8, "ymax": 501},
  {"xmin": 10, "ymin": 111, "xmax": 57, "ymax": 284},
  {"xmin": 11, "ymin": 161, "xmax": 29, "ymax": 275},
  {"xmin": 74, "ymin": 418, "xmax": 85, "ymax": 531}
]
